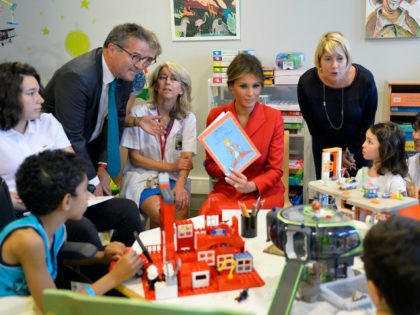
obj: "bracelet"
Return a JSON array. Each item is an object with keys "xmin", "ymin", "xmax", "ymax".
[
  {"xmin": 134, "ymin": 116, "xmax": 143, "ymax": 127},
  {"xmin": 178, "ymin": 175, "xmax": 188, "ymax": 181},
  {"xmin": 84, "ymin": 285, "xmax": 95, "ymax": 297},
  {"xmin": 98, "ymin": 163, "xmax": 107, "ymax": 169}
]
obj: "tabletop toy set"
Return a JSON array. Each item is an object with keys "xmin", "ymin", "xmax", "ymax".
[
  {"xmin": 266, "ymin": 203, "xmax": 364, "ymax": 314},
  {"xmin": 137, "ymin": 174, "xmax": 264, "ymax": 300},
  {"xmin": 319, "ymin": 147, "xmax": 411, "ymax": 222}
]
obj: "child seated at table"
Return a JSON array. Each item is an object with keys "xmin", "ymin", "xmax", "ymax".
[
  {"xmin": 406, "ymin": 113, "xmax": 420, "ymax": 199},
  {"xmin": 0, "ymin": 150, "xmax": 143, "ymax": 312},
  {"xmin": 355, "ymin": 122, "xmax": 407, "ymax": 196},
  {"xmin": 338, "ymin": 216, "xmax": 420, "ymax": 315}
]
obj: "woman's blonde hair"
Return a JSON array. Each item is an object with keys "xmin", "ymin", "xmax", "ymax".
[
  {"xmin": 314, "ymin": 32, "xmax": 352, "ymax": 72},
  {"xmin": 148, "ymin": 61, "xmax": 192, "ymax": 120}
]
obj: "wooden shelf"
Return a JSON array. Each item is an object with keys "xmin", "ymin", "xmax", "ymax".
[{"xmin": 383, "ymin": 80, "xmax": 420, "ymax": 121}]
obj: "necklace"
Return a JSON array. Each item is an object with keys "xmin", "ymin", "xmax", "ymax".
[{"xmin": 322, "ymin": 84, "xmax": 344, "ymax": 130}]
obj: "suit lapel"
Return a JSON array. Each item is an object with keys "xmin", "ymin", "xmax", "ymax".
[
  {"xmin": 244, "ymin": 102, "xmax": 265, "ymax": 138},
  {"xmin": 227, "ymin": 101, "xmax": 265, "ymax": 138}
]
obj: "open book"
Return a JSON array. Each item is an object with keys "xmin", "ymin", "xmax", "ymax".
[
  {"xmin": 88, "ymin": 196, "xmax": 113, "ymax": 207},
  {"xmin": 198, "ymin": 111, "xmax": 261, "ymax": 175}
]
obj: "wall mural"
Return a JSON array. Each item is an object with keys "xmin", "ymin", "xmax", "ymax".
[
  {"xmin": 170, "ymin": 0, "xmax": 240, "ymax": 41},
  {"xmin": 0, "ymin": 0, "xmax": 18, "ymax": 46},
  {"xmin": 1, "ymin": 0, "xmax": 92, "ymax": 58}
]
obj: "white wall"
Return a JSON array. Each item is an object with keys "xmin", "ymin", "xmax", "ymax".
[{"xmin": 2, "ymin": 0, "xmax": 420, "ymax": 193}]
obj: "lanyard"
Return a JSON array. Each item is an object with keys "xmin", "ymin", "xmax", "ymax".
[{"xmin": 157, "ymin": 108, "xmax": 174, "ymax": 161}]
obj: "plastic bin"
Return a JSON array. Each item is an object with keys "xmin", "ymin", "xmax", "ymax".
[
  {"xmin": 289, "ymin": 173, "xmax": 302, "ymax": 186},
  {"xmin": 320, "ymin": 274, "xmax": 374, "ymax": 310}
]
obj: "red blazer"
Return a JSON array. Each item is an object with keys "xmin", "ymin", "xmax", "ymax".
[{"xmin": 200, "ymin": 101, "xmax": 285, "ymax": 214}]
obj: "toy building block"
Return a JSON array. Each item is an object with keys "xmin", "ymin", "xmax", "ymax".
[
  {"xmin": 321, "ymin": 147, "xmax": 342, "ymax": 181},
  {"xmin": 398, "ymin": 203, "xmax": 420, "ymax": 220}
]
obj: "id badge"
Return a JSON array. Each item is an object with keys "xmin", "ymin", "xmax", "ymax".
[{"xmin": 174, "ymin": 133, "xmax": 182, "ymax": 151}]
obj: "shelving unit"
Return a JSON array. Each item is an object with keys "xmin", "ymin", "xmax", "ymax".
[
  {"xmin": 383, "ymin": 81, "xmax": 420, "ymax": 155},
  {"xmin": 208, "ymin": 78, "xmax": 310, "ymax": 204}
]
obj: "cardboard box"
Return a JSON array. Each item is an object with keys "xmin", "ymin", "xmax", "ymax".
[
  {"xmin": 390, "ymin": 93, "xmax": 420, "ymax": 106},
  {"xmin": 274, "ymin": 69, "xmax": 305, "ymax": 85}
]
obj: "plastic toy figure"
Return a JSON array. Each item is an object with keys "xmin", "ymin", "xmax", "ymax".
[
  {"xmin": 146, "ymin": 264, "xmax": 159, "ymax": 290},
  {"xmin": 337, "ymin": 177, "xmax": 359, "ymax": 190},
  {"xmin": 235, "ymin": 288, "xmax": 249, "ymax": 302},
  {"xmin": 363, "ymin": 185, "xmax": 379, "ymax": 199}
]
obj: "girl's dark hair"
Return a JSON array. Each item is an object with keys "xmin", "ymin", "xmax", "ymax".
[
  {"xmin": 412, "ymin": 112, "xmax": 420, "ymax": 131},
  {"xmin": 0, "ymin": 62, "xmax": 41, "ymax": 130},
  {"xmin": 370, "ymin": 121, "xmax": 408, "ymax": 176}
]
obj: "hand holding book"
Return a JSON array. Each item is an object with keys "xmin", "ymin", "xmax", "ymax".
[{"xmin": 198, "ymin": 111, "xmax": 261, "ymax": 175}]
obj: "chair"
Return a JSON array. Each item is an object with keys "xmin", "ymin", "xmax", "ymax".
[
  {"xmin": 42, "ymin": 289, "xmax": 253, "ymax": 315},
  {"xmin": 282, "ymin": 130, "xmax": 292, "ymax": 208},
  {"xmin": 0, "ymin": 177, "xmax": 16, "ymax": 231}
]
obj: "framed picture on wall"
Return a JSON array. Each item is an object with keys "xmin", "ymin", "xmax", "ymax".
[
  {"xmin": 365, "ymin": 0, "xmax": 420, "ymax": 39},
  {"xmin": 170, "ymin": 0, "xmax": 240, "ymax": 41}
]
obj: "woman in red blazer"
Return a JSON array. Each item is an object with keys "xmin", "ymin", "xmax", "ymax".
[{"xmin": 199, "ymin": 54, "xmax": 285, "ymax": 214}]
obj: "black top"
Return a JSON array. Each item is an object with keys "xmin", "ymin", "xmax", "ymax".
[{"xmin": 298, "ymin": 64, "xmax": 378, "ymax": 178}]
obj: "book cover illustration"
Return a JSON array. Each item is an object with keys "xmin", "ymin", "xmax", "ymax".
[{"xmin": 198, "ymin": 111, "xmax": 261, "ymax": 175}]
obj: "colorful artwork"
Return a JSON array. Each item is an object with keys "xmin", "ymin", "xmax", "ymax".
[
  {"xmin": 0, "ymin": 0, "xmax": 18, "ymax": 46},
  {"xmin": 0, "ymin": 0, "xmax": 18, "ymax": 25},
  {"xmin": 365, "ymin": 0, "xmax": 420, "ymax": 39},
  {"xmin": 170, "ymin": 0, "xmax": 240, "ymax": 41},
  {"xmin": 0, "ymin": 27, "xmax": 15, "ymax": 46}
]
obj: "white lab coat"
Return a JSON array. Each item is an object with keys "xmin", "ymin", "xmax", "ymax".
[{"xmin": 120, "ymin": 104, "xmax": 197, "ymax": 206}]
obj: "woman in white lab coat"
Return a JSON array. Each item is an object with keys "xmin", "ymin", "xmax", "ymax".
[{"xmin": 120, "ymin": 61, "xmax": 196, "ymax": 227}]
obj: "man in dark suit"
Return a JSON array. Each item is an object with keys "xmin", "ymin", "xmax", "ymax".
[{"xmin": 43, "ymin": 23, "xmax": 163, "ymax": 248}]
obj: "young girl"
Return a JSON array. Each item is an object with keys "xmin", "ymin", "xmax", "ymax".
[
  {"xmin": 356, "ymin": 122, "xmax": 408, "ymax": 196},
  {"xmin": 406, "ymin": 113, "xmax": 420, "ymax": 199}
]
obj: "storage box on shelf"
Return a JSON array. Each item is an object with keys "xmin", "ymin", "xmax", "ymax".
[
  {"xmin": 208, "ymin": 71, "xmax": 309, "ymax": 203},
  {"xmin": 383, "ymin": 81, "xmax": 420, "ymax": 156}
]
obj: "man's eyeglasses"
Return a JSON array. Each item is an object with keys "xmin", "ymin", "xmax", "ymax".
[{"xmin": 113, "ymin": 43, "xmax": 156, "ymax": 66}]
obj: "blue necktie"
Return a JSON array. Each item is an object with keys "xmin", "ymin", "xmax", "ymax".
[{"xmin": 107, "ymin": 79, "xmax": 120, "ymax": 178}]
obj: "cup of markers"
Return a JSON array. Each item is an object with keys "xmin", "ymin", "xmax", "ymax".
[
  {"xmin": 238, "ymin": 198, "xmax": 265, "ymax": 238},
  {"xmin": 241, "ymin": 214, "xmax": 257, "ymax": 238}
]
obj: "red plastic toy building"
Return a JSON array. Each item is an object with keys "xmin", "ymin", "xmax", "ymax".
[{"xmin": 139, "ymin": 173, "xmax": 264, "ymax": 300}]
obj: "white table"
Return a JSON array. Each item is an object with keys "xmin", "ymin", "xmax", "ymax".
[
  {"xmin": 0, "ymin": 209, "xmax": 361, "ymax": 315},
  {"xmin": 309, "ymin": 180, "xmax": 419, "ymax": 215},
  {"xmin": 123, "ymin": 209, "xmax": 347, "ymax": 315}
]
